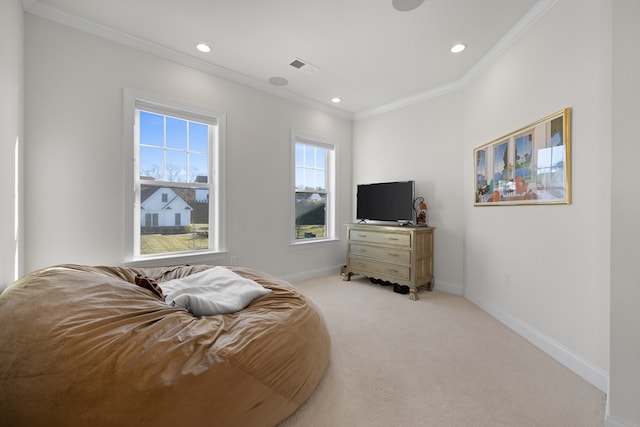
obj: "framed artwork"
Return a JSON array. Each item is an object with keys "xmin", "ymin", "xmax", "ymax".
[{"xmin": 474, "ymin": 108, "xmax": 571, "ymax": 206}]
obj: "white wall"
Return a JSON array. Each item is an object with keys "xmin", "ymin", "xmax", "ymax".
[
  {"xmin": 463, "ymin": 1, "xmax": 610, "ymax": 389},
  {"xmin": 353, "ymin": 91, "xmax": 465, "ymax": 294},
  {"xmin": 0, "ymin": 0, "xmax": 24, "ymax": 289},
  {"xmin": 610, "ymin": 0, "xmax": 640, "ymax": 425},
  {"xmin": 23, "ymin": 15, "xmax": 352, "ymax": 279}
]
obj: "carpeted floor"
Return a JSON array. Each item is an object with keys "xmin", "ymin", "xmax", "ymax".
[{"xmin": 279, "ymin": 274, "xmax": 606, "ymax": 427}]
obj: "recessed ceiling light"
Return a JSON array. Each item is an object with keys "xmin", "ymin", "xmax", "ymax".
[
  {"xmin": 450, "ymin": 43, "xmax": 466, "ymax": 53},
  {"xmin": 268, "ymin": 76, "xmax": 289, "ymax": 86},
  {"xmin": 331, "ymin": 97, "xmax": 342, "ymax": 103},
  {"xmin": 196, "ymin": 43, "xmax": 211, "ymax": 53}
]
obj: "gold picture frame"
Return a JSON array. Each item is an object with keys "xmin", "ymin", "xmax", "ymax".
[{"xmin": 474, "ymin": 108, "xmax": 571, "ymax": 206}]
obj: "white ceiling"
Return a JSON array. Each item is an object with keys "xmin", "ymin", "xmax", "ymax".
[{"xmin": 23, "ymin": 0, "xmax": 553, "ymax": 119}]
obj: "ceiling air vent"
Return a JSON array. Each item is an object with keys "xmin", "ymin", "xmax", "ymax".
[{"xmin": 289, "ymin": 57, "xmax": 319, "ymax": 73}]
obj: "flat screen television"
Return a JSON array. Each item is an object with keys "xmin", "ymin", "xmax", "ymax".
[{"xmin": 356, "ymin": 180, "xmax": 415, "ymax": 224}]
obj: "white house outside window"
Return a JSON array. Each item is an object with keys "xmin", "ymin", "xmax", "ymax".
[
  {"xmin": 124, "ymin": 89, "xmax": 226, "ymax": 264},
  {"xmin": 293, "ymin": 133, "xmax": 335, "ymax": 243}
]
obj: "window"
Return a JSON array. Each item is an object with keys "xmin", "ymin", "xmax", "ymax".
[
  {"xmin": 145, "ymin": 213, "xmax": 158, "ymax": 227},
  {"xmin": 293, "ymin": 132, "xmax": 335, "ymax": 243},
  {"xmin": 124, "ymin": 89, "xmax": 226, "ymax": 263}
]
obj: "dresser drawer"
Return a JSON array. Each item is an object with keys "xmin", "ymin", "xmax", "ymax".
[
  {"xmin": 349, "ymin": 229, "xmax": 411, "ymax": 247},
  {"xmin": 348, "ymin": 258, "xmax": 411, "ymax": 281},
  {"xmin": 349, "ymin": 243, "xmax": 411, "ymax": 265}
]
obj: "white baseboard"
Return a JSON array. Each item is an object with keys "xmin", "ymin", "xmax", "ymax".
[
  {"xmin": 464, "ymin": 288, "xmax": 608, "ymax": 393},
  {"xmin": 434, "ymin": 278, "xmax": 464, "ymax": 295},
  {"xmin": 605, "ymin": 391, "xmax": 640, "ymax": 427},
  {"xmin": 283, "ymin": 268, "xmax": 466, "ymax": 297},
  {"xmin": 280, "ymin": 264, "xmax": 342, "ymax": 284},
  {"xmin": 606, "ymin": 413, "xmax": 640, "ymax": 427}
]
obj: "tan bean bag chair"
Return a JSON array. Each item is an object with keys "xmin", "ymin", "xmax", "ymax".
[{"xmin": 0, "ymin": 264, "xmax": 330, "ymax": 427}]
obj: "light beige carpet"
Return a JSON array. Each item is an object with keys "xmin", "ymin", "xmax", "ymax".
[{"xmin": 279, "ymin": 275, "xmax": 606, "ymax": 427}]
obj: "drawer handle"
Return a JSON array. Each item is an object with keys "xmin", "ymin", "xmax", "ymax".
[
  {"xmin": 357, "ymin": 248, "xmax": 367, "ymax": 253},
  {"xmin": 358, "ymin": 234, "xmax": 368, "ymax": 238},
  {"xmin": 388, "ymin": 237, "xmax": 399, "ymax": 241},
  {"xmin": 387, "ymin": 253, "xmax": 399, "ymax": 257},
  {"xmin": 388, "ymin": 268, "xmax": 399, "ymax": 273}
]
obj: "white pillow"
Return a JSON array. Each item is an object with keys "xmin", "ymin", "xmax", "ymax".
[{"xmin": 160, "ymin": 267, "xmax": 271, "ymax": 316}]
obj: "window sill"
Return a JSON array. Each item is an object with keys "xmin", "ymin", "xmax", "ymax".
[
  {"xmin": 122, "ymin": 250, "xmax": 227, "ymax": 268},
  {"xmin": 290, "ymin": 237, "xmax": 340, "ymax": 248}
]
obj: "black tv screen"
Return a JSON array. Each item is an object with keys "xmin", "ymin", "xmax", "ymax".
[{"xmin": 356, "ymin": 181, "xmax": 415, "ymax": 223}]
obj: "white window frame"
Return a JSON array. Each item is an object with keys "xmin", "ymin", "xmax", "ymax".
[
  {"xmin": 291, "ymin": 130, "xmax": 337, "ymax": 245},
  {"xmin": 123, "ymin": 88, "xmax": 226, "ymax": 266}
]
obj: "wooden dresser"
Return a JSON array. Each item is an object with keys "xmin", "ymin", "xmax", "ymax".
[{"xmin": 343, "ymin": 224, "xmax": 434, "ymax": 300}]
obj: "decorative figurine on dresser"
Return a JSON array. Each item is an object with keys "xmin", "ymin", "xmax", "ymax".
[{"xmin": 414, "ymin": 197, "xmax": 428, "ymax": 226}]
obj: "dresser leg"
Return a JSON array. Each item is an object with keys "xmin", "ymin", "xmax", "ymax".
[
  {"xmin": 342, "ymin": 272, "xmax": 352, "ymax": 282},
  {"xmin": 409, "ymin": 287, "xmax": 419, "ymax": 301}
]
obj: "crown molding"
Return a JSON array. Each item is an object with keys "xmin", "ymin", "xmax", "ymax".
[
  {"xmin": 23, "ymin": 0, "xmax": 558, "ymax": 122},
  {"xmin": 460, "ymin": 0, "xmax": 559, "ymax": 86},
  {"xmin": 21, "ymin": 0, "xmax": 37, "ymax": 9},
  {"xmin": 22, "ymin": 1, "xmax": 354, "ymax": 121},
  {"xmin": 353, "ymin": 80, "xmax": 464, "ymax": 121}
]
